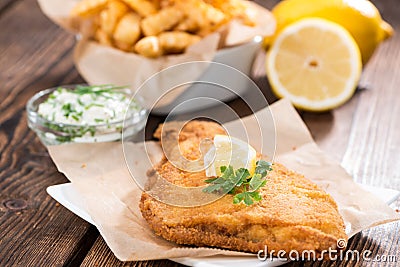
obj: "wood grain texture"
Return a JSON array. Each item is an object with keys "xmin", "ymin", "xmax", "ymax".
[
  {"xmin": 81, "ymin": 237, "xmax": 182, "ymax": 267},
  {"xmin": 0, "ymin": 0, "xmax": 18, "ymax": 14},
  {"xmin": 341, "ymin": 30, "xmax": 400, "ymax": 189},
  {"xmin": 0, "ymin": 1, "xmax": 94, "ymax": 267}
]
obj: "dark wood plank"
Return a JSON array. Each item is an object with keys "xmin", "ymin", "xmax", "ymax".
[
  {"xmin": 81, "ymin": 237, "xmax": 182, "ymax": 267},
  {"xmin": 0, "ymin": 1, "xmax": 95, "ymax": 266},
  {"xmin": 0, "ymin": 0, "xmax": 18, "ymax": 14}
]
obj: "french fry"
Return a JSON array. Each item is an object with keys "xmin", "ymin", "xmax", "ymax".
[
  {"xmin": 134, "ymin": 36, "xmax": 163, "ymax": 57},
  {"xmin": 95, "ymin": 29, "xmax": 113, "ymax": 46},
  {"xmin": 175, "ymin": 0, "xmax": 226, "ymax": 34},
  {"xmin": 141, "ymin": 6, "xmax": 184, "ymax": 36},
  {"xmin": 174, "ymin": 17, "xmax": 199, "ymax": 33},
  {"xmin": 113, "ymin": 12, "xmax": 141, "ymax": 48},
  {"xmin": 199, "ymin": 1, "xmax": 226, "ymax": 27},
  {"xmin": 71, "ymin": 0, "xmax": 257, "ymax": 56},
  {"xmin": 71, "ymin": 0, "xmax": 108, "ymax": 18},
  {"xmin": 120, "ymin": 0, "xmax": 158, "ymax": 17},
  {"xmin": 159, "ymin": 31, "xmax": 201, "ymax": 53},
  {"xmin": 99, "ymin": 0, "xmax": 129, "ymax": 35},
  {"xmin": 114, "ymin": 40, "xmax": 134, "ymax": 52},
  {"xmin": 240, "ymin": 6, "xmax": 257, "ymax": 27},
  {"xmin": 158, "ymin": 0, "xmax": 175, "ymax": 9},
  {"xmin": 205, "ymin": 0, "xmax": 255, "ymax": 26}
]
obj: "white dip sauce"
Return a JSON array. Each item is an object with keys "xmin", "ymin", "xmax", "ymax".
[{"xmin": 38, "ymin": 85, "xmax": 139, "ymax": 126}]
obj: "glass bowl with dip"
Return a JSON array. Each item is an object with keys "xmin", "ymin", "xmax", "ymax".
[{"xmin": 26, "ymin": 84, "xmax": 147, "ymax": 145}]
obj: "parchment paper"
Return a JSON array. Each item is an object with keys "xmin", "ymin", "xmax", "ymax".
[
  {"xmin": 47, "ymin": 99, "xmax": 400, "ymax": 261},
  {"xmin": 37, "ymin": 0, "xmax": 275, "ymax": 91}
]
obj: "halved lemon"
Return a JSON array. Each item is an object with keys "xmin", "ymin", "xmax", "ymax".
[
  {"xmin": 266, "ymin": 18, "xmax": 362, "ymax": 111},
  {"xmin": 204, "ymin": 135, "xmax": 257, "ymax": 177},
  {"xmin": 269, "ymin": 0, "xmax": 393, "ymax": 64}
]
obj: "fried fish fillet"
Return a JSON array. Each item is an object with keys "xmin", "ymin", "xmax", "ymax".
[{"xmin": 140, "ymin": 120, "xmax": 347, "ymax": 254}]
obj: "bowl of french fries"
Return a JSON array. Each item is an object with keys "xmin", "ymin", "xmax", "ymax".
[{"xmin": 38, "ymin": 0, "xmax": 275, "ymax": 113}]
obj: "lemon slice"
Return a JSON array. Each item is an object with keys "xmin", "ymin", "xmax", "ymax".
[
  {"xmin": 204, "ymin": 135, "xmax": 257, "ymax": 177},
  {"xmin": 266, "ymin": 18, "xmax": 362, "ymax": 111}
]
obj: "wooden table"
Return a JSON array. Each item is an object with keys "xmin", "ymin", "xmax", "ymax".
[{"xmin": 1, "ymin": 0, "xmax": 399, "ymax": 266}]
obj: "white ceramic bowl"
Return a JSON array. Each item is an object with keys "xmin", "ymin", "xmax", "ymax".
[{"xmin": 151, "ymin": 36, "xmax": 263, "ymax": 114}]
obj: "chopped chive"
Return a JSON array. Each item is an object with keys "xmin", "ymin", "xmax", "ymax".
[
  {"xmin": 85, "ymin": 103, "xmax": 104, "ymax": 110},
  {"xmin": 71, "ymin": 114, "xmax": 80, "ymax": 121}
]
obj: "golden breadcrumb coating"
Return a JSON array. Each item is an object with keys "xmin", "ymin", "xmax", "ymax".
[{"xmin": 140, "ymin": 120, "xmax": 347, "ymax": 254}]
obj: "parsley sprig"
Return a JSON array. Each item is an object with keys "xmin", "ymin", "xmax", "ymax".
[{"xmin": 203, "ymin": 160, "xmax": 272, "ymax": 205}]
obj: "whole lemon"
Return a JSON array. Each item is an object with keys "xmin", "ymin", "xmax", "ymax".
[{"xmin": 266, "ymin": 0, "xmax": 393, "ymax": 64}]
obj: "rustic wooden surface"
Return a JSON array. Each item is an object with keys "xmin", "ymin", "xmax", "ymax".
[{"xmin": 1, "ymin": 0, "xmax": 399, "ymax": 266}]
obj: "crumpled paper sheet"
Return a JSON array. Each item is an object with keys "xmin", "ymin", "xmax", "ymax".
[
  {"xmin": 37, "ymin": 0, "xmax": 275, "ymax": 91},
  {"xmin": 47, "ymin": 99, "xmax": 400, "ymax": 261}
]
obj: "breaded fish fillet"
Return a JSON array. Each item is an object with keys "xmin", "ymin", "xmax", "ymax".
[{"xmin": 140, "ymin": 120, "xmax": 347, "ymax": 254}]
